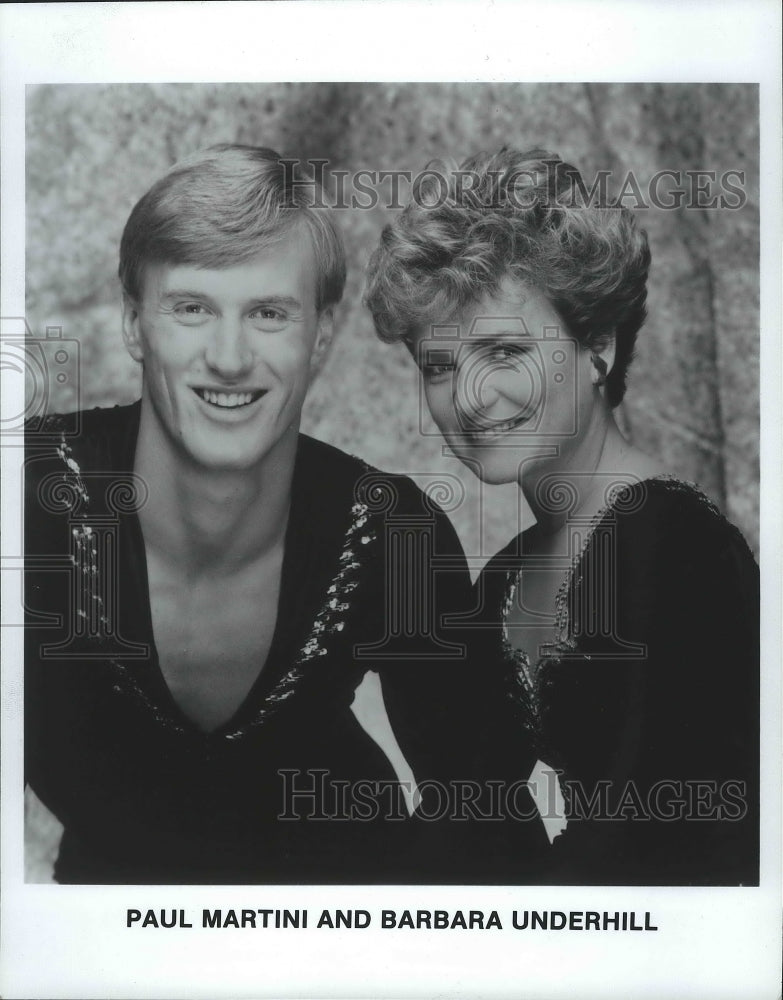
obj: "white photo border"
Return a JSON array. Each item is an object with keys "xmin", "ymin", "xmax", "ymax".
[{"xmin": 2, "ymin": 3, "xmax": 781, "ymax": 999}]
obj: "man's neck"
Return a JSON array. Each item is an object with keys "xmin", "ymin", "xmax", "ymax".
[{"xmin": 133, "ymin": 407, "xmax": 297, "ymax": 578}]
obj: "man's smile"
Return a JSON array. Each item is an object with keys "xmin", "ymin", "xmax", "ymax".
[{"xmin": 192, "ymin": 387, "xmax": 267, "ymax": 409}]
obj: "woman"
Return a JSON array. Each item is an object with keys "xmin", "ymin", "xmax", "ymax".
[{"xmin": 364, "ymin": 148, "xmax": 759, "ymax": 884}]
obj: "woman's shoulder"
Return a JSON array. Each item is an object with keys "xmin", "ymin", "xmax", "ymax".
[
  {"xmin": 475, "ymin": 475, "xmax": 756, "ymax": 592},
  {"xmin": 597, "ymin": 476, "xmax": 757, "ymax": 574},
  {"xmin": 578, "ymin": 476, "xmax": 759, "ymax": 643}
]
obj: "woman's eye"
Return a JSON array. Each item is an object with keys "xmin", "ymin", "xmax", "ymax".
[
  {"xmin": 490, "ymin": 343, "xmax": 524, "ymax": 362},
  {"xmin": 422, "ymin": 363, "xmax": 455, "ymax": 382},
  {"xmin": 421, "ymin": 348, "xmax": 455, "ymax": 382}
]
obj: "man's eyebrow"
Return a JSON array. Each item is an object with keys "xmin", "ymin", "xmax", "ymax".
[
  {"xmin": 160, "ymin": 288, "xmax": 215, "ymax": 299},
  {"xmin": 160, "ymin": 290, "xmax": 303, "ymax": 309},
  {"xmin": 248, "ymin": 295, "xmax": 303, "ymax": 309}
]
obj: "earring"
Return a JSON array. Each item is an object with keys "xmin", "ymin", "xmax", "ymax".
[{"xmin": 590, "ymin": 353, "xmax": 607, "ymax": 386}]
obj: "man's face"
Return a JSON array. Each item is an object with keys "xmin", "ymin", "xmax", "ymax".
[{"xmin": 122, "ymin": 226, "xmax": 332, "ymax": 471}]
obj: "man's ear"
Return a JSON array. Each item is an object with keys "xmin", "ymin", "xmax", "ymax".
[
  {"xmin": 309, "ymin": 307, "xmax": 335, "ymax": 377},
  {"xmin": 590, "ymin": 332, "xmax": 616, "ymax": 385},
  {"xmin": 121, "ymin": 294, "xmax": 144, "ymax": 363}
]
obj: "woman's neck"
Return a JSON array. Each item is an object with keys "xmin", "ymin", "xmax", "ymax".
[{"xmin": 520, "ymin": 405, "xmax": 658, "ymax": 538}]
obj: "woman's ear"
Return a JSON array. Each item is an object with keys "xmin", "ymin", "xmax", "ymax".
[
  {"xmin": 309, "ymin": 307, "xmax": 335, "ymax": 377},
  {"xmin": 590, "ymin": 333, "xmax": 616, "ymax": 386},
  {"xmin": 121, "ymin": 295, "xmax": 144, "ymax": 363}
]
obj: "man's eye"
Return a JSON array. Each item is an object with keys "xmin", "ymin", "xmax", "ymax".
[
  {"xmin": 173, "ymin": 303, "xmax": 212, "ymax": 323},
  {"xmin": 249, "ymin": 307, "xmax": 287, "ymax": 329}
]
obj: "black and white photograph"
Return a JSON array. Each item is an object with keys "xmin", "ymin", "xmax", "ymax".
[{"xmin": 2, "ymin": 3, "xmax": 781, "ymax": 999}]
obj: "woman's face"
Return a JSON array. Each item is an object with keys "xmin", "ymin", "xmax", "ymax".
[{"xmin": 411, "ymin": 277, "xmax": 599, "ymax": 485}]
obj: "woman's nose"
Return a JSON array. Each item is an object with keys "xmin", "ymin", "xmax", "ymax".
[
  {"xmin": 454, "ymin": 362, "xmax": 502, "ymax": 423},
  {"xmin": 476, "ymin": 381, "xmax": 500, "ymax": 409}
]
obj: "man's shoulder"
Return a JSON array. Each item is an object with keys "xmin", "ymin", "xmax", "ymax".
[
  {"xmin": 25, "ymin": 402, "xmax": 140, "ymax": 455},
  {"xmin": 26, "ymin": 401, "xmax": 139, "ymax": 434},
  {"xmin": 297, "ymin": 433, "xmax": 453, "ymax": 526},
  {"xmin": 297, "ymin": 432, "xmax": 374, "ymax": 481},
  {"xmin": 24, "ymin": 402, "xmax": 140, "ymax": 512}
]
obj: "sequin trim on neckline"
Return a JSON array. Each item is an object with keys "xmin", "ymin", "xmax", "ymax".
[
  {"xmin": 499, "ymin": 475, "xmax": 723, "ymax": 756},
  {"xmin": 50, "ymin": 429, "xmax": 379, "ymax": 741}
]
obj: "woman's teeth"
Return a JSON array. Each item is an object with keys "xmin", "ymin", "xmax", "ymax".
[{"xmin": 470, "ymin": 417, "xmax": 524, "ymax": 437}]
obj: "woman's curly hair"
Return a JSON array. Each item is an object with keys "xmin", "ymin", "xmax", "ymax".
[{"xmin": 364, "ymin": 147, "xmax": 651, "ymax": 408}]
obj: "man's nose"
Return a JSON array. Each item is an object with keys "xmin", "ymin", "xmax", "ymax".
[{"xmin": 204, "ymin": 317, "xmax": 253, "ymax": 378}]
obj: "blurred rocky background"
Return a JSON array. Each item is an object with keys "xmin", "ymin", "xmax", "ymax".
[{"xmin": 24, "ymin": 82, "xmax": 759, "ymax": 879}]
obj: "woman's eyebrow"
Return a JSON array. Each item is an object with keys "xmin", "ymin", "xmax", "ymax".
[{"xmin": 457, "ymin": 331, "xmax": 532, "ymax": 347}]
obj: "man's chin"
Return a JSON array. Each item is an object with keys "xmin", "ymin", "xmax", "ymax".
[
  {"xmin": 173, "ymin": 415, "xmax": 290, "ymax": 472},
  {"xmin": 177, "ymin": 434, "xmax": 277, "ymax": 473}
]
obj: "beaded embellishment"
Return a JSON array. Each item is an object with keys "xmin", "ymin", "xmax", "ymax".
[
  {"xmin": 224, "ymin": 501, "xmax": 376, "ymax": 739},
  {"xmin": 47, "ymin": 430, "xmax": 189, "ymax": 733},
  {"xmin": 500, "ymin": 475, "xmax": 724, "ymax": 758},
  {"xmin": 48, "ymin": 429, "xmax": 379, "ymax": 740}
]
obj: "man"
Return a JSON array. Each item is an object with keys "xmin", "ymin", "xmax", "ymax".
[{"xmin": 25, "ymin": 144, "xmax": 549, "ymax": 884}]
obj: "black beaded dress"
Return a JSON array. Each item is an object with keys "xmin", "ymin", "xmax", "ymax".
[{"xmin": 475, "ymin": 477, "xmax": 759, "ymax": 885}]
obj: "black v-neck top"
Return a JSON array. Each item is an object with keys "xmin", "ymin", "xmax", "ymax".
[
  {"xmin": 25, "ymin": 404, "xmax": 549, "ymax": 884},
  {"xmin": 476, "ymin": 478, "xmax": 760, "ymax": 885}
]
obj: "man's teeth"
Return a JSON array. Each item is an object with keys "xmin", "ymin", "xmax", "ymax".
[{"xmin": 198, "ymin": 389, "xmax": 258, "ymax": 408}]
